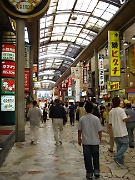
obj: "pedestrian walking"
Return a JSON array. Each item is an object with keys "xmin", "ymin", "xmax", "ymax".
[
  {"xmin": 125, "ymin": 102, "xmax": 135, "ymax": 148},
  {"xmin": 109, "ymin": 96, "xmax": 130, "ymax": 166},
  {"xmin": 68, "ymin": 102, "xmax": 76, "ymax": 126},
  {"xmin": 78, "ymin": 102, "xmax": 103, "ymax": 179},
  {"xmin": 50, "ymin": 99, "xmax": 67, "ymax": 146},
  {"xmin": 27, "ymin": 100, "xmax": 42, "ymax": 145},
  {"xmin": 43, "ymin": 103, "xmax": 48, "ymax": 123}
]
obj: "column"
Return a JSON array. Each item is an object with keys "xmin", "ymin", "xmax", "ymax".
[
  {"xmin": 15, "ymin": 19, "xmax": 25, "ymax": 142},
  {"xmin": 94, "ymin": 49, "xmax": 99, "ymax": 99}
]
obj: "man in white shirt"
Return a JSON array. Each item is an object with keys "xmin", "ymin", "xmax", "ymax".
[{"xmin": 109, "ymin": 97, "xmax": 130, "ymax": 166}]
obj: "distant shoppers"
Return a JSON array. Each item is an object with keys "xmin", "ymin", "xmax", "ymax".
[
  {"xmin": 27, "ymin": 100, "xmax": 42, "ymax": 145},
  {"xmin": 99, "ymin": 102, "xmax": 106, "ymax": 126},
  {"xmin": 43, "ymin": 103, "xmax": 48, "ymax": 123},
  {"xmin": 91, "ymin": 97, "xmax": 100, "ymax": 118},
  {"xmin": 76, "ymin": 101, "xmax": 86, "ymax": 120},
  {"xmin": 125, "ymin": 103, "xmax": 135, "ymax": 148},
  {"xmin": 106, "ymin": 103, "xmax": 114, "ymax": 152},
  {"xmin": 50, "ymin": 99, "xmax": 67, "ymax": 146},
  {"xmin": 109, "ymin": 97, "xmax": 130, "ymax": 166},
  {"xmin": 68, "ymin": 102, "xmax": 76, "ymax": 126},
  {"xmin": 78, "ymin": 102, "xmax": 103, "ymax": 179}
]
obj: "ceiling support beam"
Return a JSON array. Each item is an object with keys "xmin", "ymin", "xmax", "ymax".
[{"xmin": 55, "ymin": 0, "xmax": 135, "ymax": 87}]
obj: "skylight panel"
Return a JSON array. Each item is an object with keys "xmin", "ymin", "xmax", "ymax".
[
  {"xmin": 63, "ymin": 36, "xmax": 76, "ymax": 42},
  {"xmin": 57, "ymin": 0, "xmax": 75, "ymax": 10},
  {"xmin": 96, "ymin": 20, "xmax": 106, "ymax": 28},
  {"xmin": 52, "ymin": 26, "xmax": 66, "ymax": 33},
  {"xmin": 81, "ymin": 39, "xmax": 90, "ymax": 46},
  {"xmin": 54, "ymin": 14, "xmax": 70, "ymax": 24},
  {"xmin": 51, "ymin": 36, "xmax": 63, "ymax": 41},
  {"xmin": 66, "ymin": 26, "xmax": 81, "ymax": 35},
  {"xmin": 97, "ymin": 1, "xmax": 108, "ymax": 9},
  {"xmin": 93, "ymin": 8, "xmax": 105, "ymax": 17},
  {"xmin": 87, "ymin": 0, "xmax": 98, "ymax": 12},
  {"xmin": 101, "ymin": 12, "xmax": 113, "ymax": 21},
  {"xmin": 76, "ymin": 38, "xmax": 84, "ymax": 45}
]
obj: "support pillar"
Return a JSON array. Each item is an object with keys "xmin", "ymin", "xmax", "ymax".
[
  {"xmin": 15, "ymin": 19, "xmax": 25, "ymax": 142},
  {"xmin": 94, "ymin": 49, "xmax": 99, "ymax": 100}
]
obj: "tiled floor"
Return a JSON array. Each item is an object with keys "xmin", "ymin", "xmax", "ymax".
[{"xmin": 0, "ymin": 120, "xmax": 135, "ymax": 180}]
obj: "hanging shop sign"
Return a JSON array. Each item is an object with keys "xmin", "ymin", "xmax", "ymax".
[
  {"xmin": 1, "ymin": 95, "xmax": 15, "ymax": 111},
  {"xmin": 107, "ymin": 81, "xmax": 121, "ymax": 91},
  {"xmin": 24, "ymin": 69, "xmax": 30, "ymax": 92},
  {"xmin": 68, "ymin": 78, "xmax": 72, "ymax": 87},
  {"xmin": 87, "ymin": 69, "xmax": 92, "ymax": 89},
  {"xmin": 1, "ymin": 0, "xmax": 50, "ymax": 19},
  {"xmin": 68, "ymin": 87, "xmax": 72, "ymax": 96},
  {"xmin": 83, "ymin": 67, "xmax": 87, "ymax": 84},
  {"xmin": 2, "ymin": 44, "xmax": 15, "ymax": 61},
  {"xmin": 33, "ymin": 64, "xmax": 38, "ymax": 81},
  {"xmin": 71, "ymin": 67, "xmax": 80, "ymax": 79},
  {"xmin": 59, "ymin": 80, "xmax": 68, "ymax": 91},
  {"xmin": 108, "ymin": 31, "xmax": 120, "ymax": 81},
  {"xmin": 1, "ymin": 78, "xmax": 15, "ymax": 94},
  {"xmin": 25, "ymin": 46, "xmax": 30, "ymax": 68},
  {"xmin": 98, "ymin": 54, "xmax": 104, "ymax": 86},
  {"xmin": 1, "ymin": 61, "xmax": 15, "ymax": 77},
  {"xmin": 53, "ymin": 87, "xmax": 59, "ymax": 96}
]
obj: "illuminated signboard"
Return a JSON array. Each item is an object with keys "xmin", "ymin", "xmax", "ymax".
[
  {"xmin": 98, "ymin": 54, "xmax": 104, "ymax": 86},
  {"xmin": 24, "ymin": 69, "xmax": 30, "ymax": 92},
  {"xmin": 1, "ymin": 95, "xmax": 15, "ymax": 111},
  {"xmin": 2, "ymin": 44, "xmax": 15, "ymax": 61},
  {"xmin": 1, "ymin": 61, "xmax": 15, "ymax": 77},
  {"xmin": 1, "ymin": 78, "xmax": 15, "ymax": 94},
  {"xmin": 108, "ymin": 31, "xmax": 120, "ymax": 81},
  {"xmin": 107, "ymin": 81, "xmax": 120, "ymax": 91}
]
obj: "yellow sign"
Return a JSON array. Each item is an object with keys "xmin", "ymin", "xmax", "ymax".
[
  {"xmin": 107, "ymin": 81, "xmax": 120, "ymax": 91},
  {"xmin": 108, "ymin": 31, "xmax": 120, "ymax": 77},
  {"xmin": 8, "ymin": 0, "xmax": 42, "ymax": 13}
]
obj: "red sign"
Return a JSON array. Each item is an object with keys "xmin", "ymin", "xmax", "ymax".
[
  {"xmin": 1, "ymin": 78, "xmax": 15, "ymax": 94},
  {"xmin": 59, "ymin": 82, "xmax": 68, "ymax": 91},
  {"xmin": 68, "ymin": 78, "xmax": 72, "ymax": 87},
  {"xmin": 24, "ymin": 69, "xmax": 30, "ymax": 92},
  {"xmin": 1, "ymin": 61, "xmax": 15, "ymax": 77},
  {"xmin": 2, "ymin": 44, "xmax": 15, "ymax": 61}
]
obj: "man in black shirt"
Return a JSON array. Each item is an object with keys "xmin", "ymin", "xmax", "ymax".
[{"xmin": 50, "ymin": 99, "xmax": 67, "ymax": 146}]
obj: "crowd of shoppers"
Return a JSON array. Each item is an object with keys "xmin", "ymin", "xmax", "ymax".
[{"xmin": 27, "ymin": 97, "xmax": 135, "ymax": 179}]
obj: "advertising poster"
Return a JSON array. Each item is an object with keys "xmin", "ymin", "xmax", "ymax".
[
  {"xmin": 1, "ymin": 78, "xmax": 15, "ymax": 94},
  {"xmin": 1, "ymin": 61, "xmax": 15, "ymax": 77},
  {"xmin": 1, "ymin": 95, "xmax": 15, "ymax": 111},
  {"xmin": 2, "ymin": 44, "xmax": 15, "ymax": 61},
  {"xmin": 108, "ymin": 31, "xmax": 120, "ymax": 77},
  {"xmin": 24, "ymin": 69, "xmax": 30, "ymax": 92}
]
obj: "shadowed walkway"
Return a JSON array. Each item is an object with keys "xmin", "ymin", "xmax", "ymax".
[{"xmin": 0, "ymin": 120, "xmax": 135, "ymax": 180}]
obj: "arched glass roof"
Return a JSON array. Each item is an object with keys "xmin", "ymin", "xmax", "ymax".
[{"xmin": 38, "ymin": 0, "xmax": 127, "ymax": 88}]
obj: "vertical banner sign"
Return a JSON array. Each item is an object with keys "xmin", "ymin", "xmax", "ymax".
[
  {"xmin": 25, "ymin": 46, "xmax": 30, "ymax": 68},
  {"xmin": 1, "ymin": 44, "xmax": 16, "ymax": 111},
  {"xmin": 87, "ymin": 69, "xmax": 92, "ymax": 88},
  {"xmin": 108, "ymin": 31, "xmax": 120, "ymax": 81},
  {"xmin": 24, "ymin": 69, "xmax": 30, "ymax": 92},
  {"xmin": 68, "ymin": 78, "xmax": 72, "ymax": 87},
  {"xmin": 2, "ymin": 44, "xmax": 15, "ymax": 61},
  {"xmin": 83, "ymin": 67, "xmax": 87, "ymax": 84},
  {"xmin": 98, "ymin": 54, "xmax": 104, "ymax": 86},
  {"xmin": 128, "ymin": 45, "xmax": 135, "ymax": 74},
  {"xmin": 71, "ymin": 67, "xmax": 80, "ymax": 79}
]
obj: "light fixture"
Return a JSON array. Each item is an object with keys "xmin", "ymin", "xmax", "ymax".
[
  {"xmin": 131, "ymin": 35, "xmax": 135, "ymax": 40},
  {"xmin": 123, "ymin": 41, "xmax": 129, "ymax": 45}
]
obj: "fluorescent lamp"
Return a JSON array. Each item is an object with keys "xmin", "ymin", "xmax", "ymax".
[{"xmin": 131, "ymin": 35, "xmax": 135, "ymax": 40}]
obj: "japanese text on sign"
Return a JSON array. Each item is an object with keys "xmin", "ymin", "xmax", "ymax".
[{"xmin": 108, "ymin": 31, "xmax": 120, "ymax": 77}]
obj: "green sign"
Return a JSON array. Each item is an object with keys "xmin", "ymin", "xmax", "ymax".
[{"xmin": 65, "ymin": 96, "xmax": 75, "ymax": 99}]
